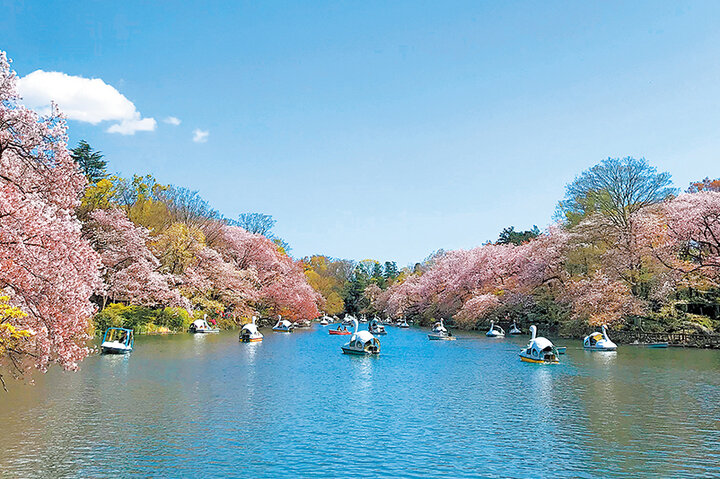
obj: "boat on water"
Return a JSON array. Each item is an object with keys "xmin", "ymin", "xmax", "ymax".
[
  {"xmin": 428, "ymin": 318, "xmax": 455, "ymax": 340},
  {"xmin": 359, "ymin": 315, "xmax": 368, "ymax": 323},
  {"xmin": 341, "ymin": 318, "xmax": 381, "ymax": 355},
  {"xmin": 272, "ymin": 316, "xmax": 294, "ymax": 333},
  {"xmin": 398, "ymin": 318, "xmax": 410, "ymax": 329},
  {"xmin": 509, "ymin": 321, "xmax": 522, "ymax": 335},
  {"xmin": 329, "ymin": 325, "xmax": 352, "ymax": 335},
  {"xmin": 583, "ymin": 325, "xmax": 617, "ymax": 351},
  {"xmin": 368, "ymin": 318, "xmax": 387, "ymax": 335},
  {"xmin": 341, "ymin": 314, "xmax": 355, "ymax": 326},
  {"xmin": 319, "ymin": 315, "xmax": 331, "ymax": 326},
  {"xmin": 519, "ymin": 325, "xmax": 559, "ymax": 364},
  {"xmin": 629, "ymin": 341, "xmax": 669, "ymax": 348},
  {"xmin": 486, "ymin": 321, "xmax": 505, "ymax": 338},
  {"xmin": 189, "ymin": 315, "xmax": 220, "ymax": 334},
  {"xmin": 239, "ymin": 316, "xmax": 263, "ymax": 342},
  {"xmin": 294, "ymin": 319, "xmax": 312, "ymax": 329},
  {"xmin": 101, "ymin": 327, "xmax": 134, "ymax": 354}
]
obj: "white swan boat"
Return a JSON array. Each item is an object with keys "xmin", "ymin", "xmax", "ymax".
[
  {"xmin": 486, "ymin": 321, "xmax": 505, "ymax": 338},
  {"xmin": 428, "ymin": 318, "xmax": 455, "ymax": 340},
  {"xmin": 101, "ymin": 327, "xmax": 134, "ymax": 354},
  {"xmin": 341, "ymin": 318, "xmax": 381, "ymax": 355},
  {"xmin": 319, "ymin": 315, "xmax": 331, "ymax": 326},
  {"xmin": 368, "ymin": 318, "xmax": 387, "ymax": 335},
  {"xmin": 519, "ymin": 325, "xmax": 559, "ymax": 364},
  {"xmin": 272, "ymin": 316, "xmax": 294, "ymax": 333},
  {"xmin": 240, "ymin": 316, "xmax": 263, "ymax": 342},
  {"xmin": 398, "ymin": 318, "xmax": 410, "ymax": 329},
  {"xmin": 509, "ymin": 321, "xmax": 522, "ymax": 335},
  {"xmin": 189, "ymin": 315, "xmax": 220, "ymax": 333},
  {"xmin": 584, "ymin": 324, "xmax": 617, "ymax": 351}
]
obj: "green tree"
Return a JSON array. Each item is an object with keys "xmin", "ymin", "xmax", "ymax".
[
  {"xmin": 558, "ymin": 156, "xmax": 676, "ymax": 229},
  {"xmin": 497, "ymin": 225, "xmax": 540, "ymax": 245},
  {"xmin": 71, "ymin": 140, "xmax": 108, "ymax": 184}
]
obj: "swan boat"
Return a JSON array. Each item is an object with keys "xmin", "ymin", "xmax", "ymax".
[
  {"xmin": 368, "ymin": 318, "xmax": 387, "ymax": 335},
  {"xmin": 428, "ymin": 318, "xmax": 455, "ymax": 340},
  {"xmin": 294, "ymin": 319, "xmax": 312, "ymax": 329},
  {"xmin": 272, "ymin": 316, "xmax": 294, "ymax": 333},
  {"xmin": 341, "ymin": 318, "xmax": 381, "ymax": 355},
  {"xmin": 509, "ymin": 321, "xmax": 522, "ymax": 335},
  {"xmin": 583, "ymin": 324, "xmax": 618, "ymax": 351},
  {"xmin": 101, "ymin": 327, "xmax": 134, "ymax": 354},
  {"xmin": 486, "ymin": 321, "xmax": 505, "ymax": 338},
  {"xmin": 240, "ymin": 316, "xmax": 263, "ymax": 342},
  {"xmin": 519, "ymin": 325, "xmax": 559, "ymax": 364},
  {"xmin": 189, "ymin": 315, "xmax": 220, "ymax": 333},
  {"xmin": 398, "ymin": 318, "xmax": 410, "ymax": 329},
  {"xmin": 319, "ymin": 315, "xmax": 331, "ymax": 326}
]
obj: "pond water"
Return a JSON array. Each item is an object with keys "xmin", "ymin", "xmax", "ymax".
[{"xmin": 1, "ymin": 325, "xmax": 719, "ymax": 478}]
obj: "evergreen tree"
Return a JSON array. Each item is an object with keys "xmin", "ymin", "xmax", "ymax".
[{"xmin": 70, "ymin": 140, "xmax": 108, "ymax": 184}]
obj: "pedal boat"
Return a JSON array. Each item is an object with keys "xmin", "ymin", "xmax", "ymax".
[
  {"xmin": 368, "ymin": 318, "xmax": 387, "ymax": 335},
  {"xmin": 519, "ymin": 325, "xmax": 559, "ymax": 364},
  {"xmin": 272, "ymin": 316, "xmax": 294, "ymax": 333},
  {"xmin": 293, "ymin": 319, "xmax": 312, "ymax": 329},
  {"xmin": 486, "ymin": 321, "xmax": 505, "ymax": 338},
  {"xmin": 583, "ymin": 324, "xmax": 617, "ymax": 351},
  {"xmin": 189, "ymin": 315, "xmax": 220, "ymax": 333},
  {"xmin": 240, "ymin": 316, "xmax": 263, "ymax": 342},
  {"xmin": 101, "ymin": 327, "xmax": 134, "ymax": 354},
  {"xmin": 509, "ymin": 321, "xmax": 522, "ymax": 335},
  {"xmin": 341, "ymin": 319, "xmax": 381, "ymax": 355},
  {"xmin": 428, "ymin": 318, "xmax": 455, "ymax": 340}
]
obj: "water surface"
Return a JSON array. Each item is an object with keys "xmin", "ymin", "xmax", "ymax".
[{"xmin": 1, "ymin": 325, "xmax": 719, "ymax": 478}]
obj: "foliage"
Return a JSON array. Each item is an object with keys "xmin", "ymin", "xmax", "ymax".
[
  {"xmin": 94, "ymin": 303, "xmax": 191, "ymax": 333},
  {"xmin": 0, "ymin": 50, "xmax": 103, "ymax": 378},
  {"xmin": 558, "ymin": 156, "xmax": 676, "ymax": 229},
  {"xmin": 71, "ymin": 140, "xmax": 107, "ymax": 184},
  {"xmin": 497, "ymin": 225, "xmax": 540, "ymax": 245},
  {"xmin": 234, "ymin": 213, "xmax": 276, "ymax": 235}
]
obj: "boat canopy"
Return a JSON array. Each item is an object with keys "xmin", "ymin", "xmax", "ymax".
[
  {"xmin": 353, "ymin": 330, "xmax": 375, "ymax": 344},
  {"xmin": 531, "ymin": 337, "xmax": 555, "ymax": 351},
  {"xmin": 276, "ymin": 319, "xmax": 292, "ymax": 328}
]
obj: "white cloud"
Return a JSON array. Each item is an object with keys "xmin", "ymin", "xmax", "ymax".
[
  {"xmin": 17, "ymin": 70, "xmax": 156, "ymax": 135},
  {"xmin": 106, "ymin": 117, "xmax": 157, "ymax": 135},
  {"xmin": 193, "ymin": 129, "xmax": 209, "ymax": 143},
  {"xmin": 164, "ymin": 116, "xmax": 181, "ymax": 125}
]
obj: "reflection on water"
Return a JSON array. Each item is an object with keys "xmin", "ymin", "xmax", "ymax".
[{"xmin": 1, "ymin": 328, "xmax": 720, "ymax": 478}]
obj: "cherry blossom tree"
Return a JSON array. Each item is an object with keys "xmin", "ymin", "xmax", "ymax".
[
  {"xmin": 84, "ymin": 208, "xmax": 186, "ymax": 308},
  {"xmin": 212, "ymin": 225, "xmax": 321, "ymax": 319},
  {"xmin": 0, "ymin": 51, "xmax": 103, "ymax": 378}
]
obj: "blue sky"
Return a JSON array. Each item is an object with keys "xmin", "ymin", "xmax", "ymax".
[{"xmin": 2, "ymin": 1, "xmax": 720, "ymax": 265}]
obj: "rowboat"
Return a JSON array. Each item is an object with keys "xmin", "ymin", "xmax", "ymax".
[
  {"xmin": 329, "ymin": 326, "xmax": 351, "ymax": 335},
  {"xmin": 629, "ymin": 342, "xmax": 669, "ymax": 348}
]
